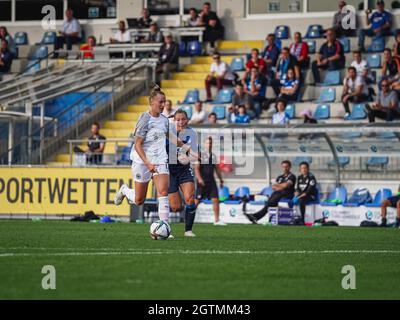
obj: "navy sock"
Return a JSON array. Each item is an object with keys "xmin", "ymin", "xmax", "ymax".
[{"xmin": 185, "ymin": 204, "xmax": 196, "ymax": 232}]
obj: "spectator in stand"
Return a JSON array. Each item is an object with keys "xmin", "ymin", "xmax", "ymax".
[
  {"xmin": 0, "ymin": 26, "xmax": 16, "ymax": 58},
  {"xmin": 110, "ymin": 20, "xmax": 131, "ymax": 44},
  {"xmin": 272, "ymin": 99, "xmax": 290, "ymax": 125},
  {"xmin": 312, "ymin": 28, "xmax": 345, "ymax": 84},
  {"xmin": 366, "ymin": 79, "xmax": 400, "ymax": 122},
  {"xmin": 232, "ymin": 83, "xmax": 252, "ymax": 112},
  {"xmin": 235, "ymin": 105, "xmax": 251, "ymax": 124},
  {"xmin": 200, "ymin": 2, "xmax": 224, "ymax": 52},
  {"xmin": 380, "ymin": 184, "xmax": 400, "ymax": 227},
  {"xmin": 381, "ymin": 48, "xmax": 400, "ymax": 86},
  {"xmin": 186, "ymin": 8, "xmax": 201, "ymax": 27},
  {"xmin": 341, "ymin": 66, "xmax": 370, "ymax": 117},
  {"xmin": 351, "ymin": 50, "xmax": 372, "ymax": 83},
  {"xmin": 271, "ymin": 47, "xmax": 300, "ymax": 97},
  {"xmin": 190, "ymin": 101, "xmax": 208, "ymax": 124},
  {"xmin": 162, "ymin": 99, "xmax": 175, "ymax": 119},
  {"xmin": 278, "ymin": 68, "xmax": 300, "ymax": 103},
  {"xmin": 262, "ymin": 33, "xmax": 280, "ymax": 78},
  {"xmin": 332, "ymin": 0, "xmax": 356, "ymax": 38},
  {"xmin": 227, "ymin": 105, "xmax": 237, "ymax": 123},
  {"xmin": 0, "ymin": 39, "xmax": 13, "ymax": 77},
  {"xmin": 246, "ymin": 48, "xmax": 267, "ymax": 77},
  {"xmin": 156, "ymin": 33, "xmax": 179, "ymax": 80},
  {"xmin": 205, "ymin": 51, "xmax": 234, "ymax": 101},
  {"xmin": 80, "ymin": 36, "xmax": 96, "ymax": 60},
  {"xmin": 208, "ymin": 112, "xmax": 218, "ymax": 124},
  {"xmin": 358, "ymin": 0, "xmax": 392, "ymax": 52},
  {"xmin": 289, "ymin": 32, "xmax": 309, "ymax": 69},
  {"xmin": 142, "ymin": 22, "xmax": 163, "ymax": 43},
  {"xmin": 393, "ymin": 31, "xmax": 400, "ymax": 57},
  {"xmin": 138, "ymin": 8, "xmax": 153, "ymax": 28},
  {"xmin": 86, "ymin": 122, "xmax": 106, "ymax": 165},
  {"xmin": 242, "ymin": 66, "xmax": 267, "ymax": 119},
  {"xmin": 55, "ymin": 9, "xmax": 82, "ymax": 52}
]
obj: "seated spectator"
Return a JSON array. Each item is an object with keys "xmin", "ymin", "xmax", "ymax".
[
  {"xmin": 186, "ymin": 8, "xmax": 201, "ymax": 27},
  {"xmin": 366, "ymin": 79, "xmax": 400, "ymax": 122},
  {"xmin": 271, "ymin": 47, "xmax": 300, "ymax": 96},
  {"xmin": 55, "ymin": 9, "xmax": 82, "ymax": 52},
  {"xmin": 351, "ymin": 50, "xmax": 372, "ymax": 83},
  {"xmin": 312, "ymin": 28, "xmax": 345, "ymax": 84},
  {"xmin": 235, "ymin": 105, "xmax": 251, "ymax": 124},
  {"xmin": 380, "ymin": 184, "xmax": 400, "ymax": 227},
  {"xmin": 289, "ymin": 32, "xmax": 309, "ymax": 69},
  {"xmin": 272, "ymin": 99, "xmax": 290, "ymax": 125},
  {"xmin": 262, "ymin": 33, "xmax": 280, "ymax": 78},
  {"xmin": 156, "ymin": 33, "xmax": 179, "ymax": 80},
  {"xmin": 278, "ymin": 68, "xmax": 300, "ymax": 103},
  {"xmin": 381, "ymin": 48, "xmax": 400, "ymax": 86},
  {"xmin": 138, "ymin": 8, "xmax": 153, "ymax": 28},
  {"xmin": 227, "ymin": 105, "xmax": 237, "ymax": 123},
  {"xmin": 232, "ymin": 83, "xmax": 252, "ymax": 108},
  {"xmin": 205, "ymin": 51, "xmax": 234, "ymax": 101},
  {"xmin": 74, "ymin": 122, "xmax": 106, "ymax": 165},
  {"xmin": 110, "ymin": 20, "xmax": 131, "ymax": 44},
  {"xmin": 342, "ymin": 66, "xmax": 370, "ymax": 117},
  {"xmin": 358, "ymin": 0, "xmax": 392, "ymax": 52},
  {"xmin": 80, "ymin": 36, "xmax": 96, "ymax": 60},
  {"xmin": 200, "ymin": 2, "xmax": 224, "ymax": 52},
  {"xmin": 162, "ymin": 99, "xmax": 175, "ymax": 119},
  {"xmin": 0, "ymin": 39, "xmax": 13, "ymax": 76},
  {"xmin": 190, "ymin": 101, "xmax": 207, "ymax": 124},
  {"xmin": 142, "ymin": 22, "xmax": 163, "ymax": 43},
  {"xmin": 208, "ymin": 112, "xmax": 218, "ymax": 124},
  {"xmin": 294, "ymin": 162, "xmax": 318, "ymax": 225},
  {"xmin": 242, "ymin": 66, "xmax": 267, "ymax": 119},
  {"xmin": 0, "ymin": 26, "xmax": 17, "ymax": 58},
  {"xmin": 332, "ymin": 0, "xmax": 356, "ymax": 38},
  {"xmin": 246, "ymin": 48, "xmax": 267, "ymax": 77},
  {"xmin": 393, "ymin": 31, "xmax": 400, "ymax": 57}
]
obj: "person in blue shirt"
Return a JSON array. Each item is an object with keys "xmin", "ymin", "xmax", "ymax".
[
  {"xmin": 271, "ymin": 47, "xmax": 300, "ymax": 96},
  {"xmin": 243, "ymin": 67, "xmax": 267, "ymax": 119},
  {"xmin": 277, "ymin": 68, "xmax": 300, "ymax": 103},
  {"xmin": 235, "ymin": 105, "xmax": 251, "ymax": 124},
  {"xmin": 262, "ymin": 33, "xmax": 280, "ymax": 79},
  {"xmin": 0, "ymin": 39, "xmax": 13, "ymax": 76},
  {"xmin": 358, "ymin": 0, "xmax": 392, "ymax": 52}
]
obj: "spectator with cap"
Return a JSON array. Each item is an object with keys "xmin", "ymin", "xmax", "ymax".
[
  {"xmin": 110, "ymin": 20, "xmax": 131, "ymax": 44},
  {"xmin": 55, "ymin": 8, "xmax": 82, "ymax": 52},
  {"xmin": 138, "ymin": 8, "xmax": 153, "ymax": 28},
  {"xmin": 262, "ymin": 33, "xmax": 280, "ymax": 78},
  {"xmin": 156, "ymin": 32, "xmax": 179, "ymax": 80},
  {"xmin": 366, "ymin": 79, "xmax": 400, "ymax": 122},
  {"xmin": 289, "ymin": 32, "xmax": 309, "ymax": 69},
  {"xmin": 358, "ymin": 0, "xmax": 392, "ymax": 52},
  {"xmin": 0, "ymin": 39, "xmax": 13, "ymax": 77},
  {"xmin": 205, "ymin": 51, "xmax": 234, "ymax": 101},
  {"xmin": 142, "ymin": 22, "xmax": 163, "ymax": 43},
  {"xmin": 332, "ymin": 0, "xmax": 357, "ymax": 38}
]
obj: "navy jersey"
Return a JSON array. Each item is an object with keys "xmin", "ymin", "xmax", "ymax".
[
  {"xmin": 296, "ymin": 173, "xmax": 317, "ymax": 196},
  {"xmin": 168, "ymin": 126, "xmax": 198, "ymax": 170},
  {"xmin": 275, "ymin": 172, "xmax": 296, "ymax": 195}
]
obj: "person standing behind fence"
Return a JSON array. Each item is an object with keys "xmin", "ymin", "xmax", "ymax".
[{"xmin": 86, "ymin": 122, "xmax": 106, "ymax": 165}]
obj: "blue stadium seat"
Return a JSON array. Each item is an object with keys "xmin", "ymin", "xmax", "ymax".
[
  {"xmin": 376, "ymin": 132, "xmax": 397, "ymax": 139},
  {"xmin": 317, "ymin": 87, "xmax": 336, "ymax": 103},
  {"xmin": 258, "ymin": 186, "xmax": 273, "ymax": 197},
  {"xmin": 218, "ymin": 186, "xmax": 230, "ymax": 202},
  {"xmin": 117, "ymin": 147, "xmax": 132, "ymax": 165},
  {"xmin": 14, "ymin": 32, "xmax": 28, "ymax": 45},
  {"xmin": 294, "ymin": 156, "xmax": 312, "ymax": 166},
  {"xmin": 40, "ymin": 31, "xmax": 57, "ymax": 45},
  {"xmin": 285, "ymin": 104, "xmax": 295, "ymax": 119},
  {"xmin": 275, "ymin": 25, "xmax": 289, "ymax": 40},
  {"xmin": 230, "ymin": 57, "xmax": 245, "ymax": 72},
  {"xmin": 367, "ymin": 54, "xmax": 381, "ymax": 68},
  {"xmin": 320, "ymin": 70, "xmax": 341, "ymax": 86},
  {"xmin": 328, "ymin": 157, "xmax": 351, "ymax": 168},
  {"xmin": 182, "ymin": 89, "xmax": 200, "ymax": 104},
  {"xmin": 365, "ymin": 189, "xmax": 393, "ymax": 207},
  {"xmin": 307, "ymin": 40, "xmax": 316, "ymax": 54},
  {"xmin": 314, "ymin": 104, "xmax": 330, "ymax": 120},
  {"xmin": 275, "ymin": 39, "xmax": 282, "ymax": 50},
  {"xmin": 344, "ymin": 103, "xmax": 367, "ymax": 120},
  {"xmin": 212, "ymin": 89, "xmax": 233, "ymax": 104},
  {"xmin": 368, "ymin": 37, "xmax": 385, "ymax": 53},
  {"xmin": 305, "ymin": 24, "xmax": 324, "ymax": 39},
  {"xmin": 341, "ymin": 132, "xmax": 362, "ymax": 140},
  {"xmin": 187, "ymin": 41, "xmax": 202, "ymax": 56},
  {"xmin": 343, "ymin": 187, "xmax": 372, "ymax": 207},
  {"xmin": 234, "ymin": 186, "xmax": 251, "ymax": 200},
  {"xmin": 367, "ymin": 156, "xmax": 389, "ymax": 169},
  {"xmin": 338, "ymin": 37, "xmax": 350, "ymax": 53},
  {"xmin": 320, "ymin": 185, "xmax": 348, "ymax": 206},
  {"xmin": 179, "ymin": 105, "xmax": 193, "ymax": 119},
  {"xmin": 212, "ymin": 105, "xmax": 226, "ymax": 120},
  {"xmin": 179, "ymin": 41, "xmax": 186, "ymax": 56}
]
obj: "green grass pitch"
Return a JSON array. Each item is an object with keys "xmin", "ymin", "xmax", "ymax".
[{"xmin": 0, "ymin": 220, "xmax": 399, "ymax": 300}]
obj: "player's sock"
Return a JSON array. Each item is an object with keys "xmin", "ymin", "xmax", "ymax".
[
  {"xmin": 122, "ymin": 185, "xmax": 136, "ymax": 205},
  {"xmin": 185, "ymin": 204, "xmax": 196, "ymax": 232},
  {"xmin": 158, "ymin": 196, "xmax": 170, "ymax": 222}
]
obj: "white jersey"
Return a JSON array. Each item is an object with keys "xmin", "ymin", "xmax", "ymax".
[{"xmin": 130, "ymin": 112, "xmax": 169, "ymax": 165}]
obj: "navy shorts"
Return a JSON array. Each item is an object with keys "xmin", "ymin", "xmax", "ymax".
[
  {"xmin": 196, "ymin": 179, "xmax": 218, "ymax": 200},
  {"xmin": 168, "ymin": 165, "xmax": 195, "ymax": 194},
  {"xmin": 388, "ymin": 195, "xmax": 400, "ymax": 208}
]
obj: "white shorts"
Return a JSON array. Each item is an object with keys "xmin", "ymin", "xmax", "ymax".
[{"xmin": 131, "ymin": 163, "xmax": 169, "ymax": 183}]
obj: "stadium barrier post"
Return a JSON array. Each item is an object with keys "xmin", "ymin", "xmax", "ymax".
[{"xmin": 8, "ymin": 119, "xmax": 13, "ymax": 164}]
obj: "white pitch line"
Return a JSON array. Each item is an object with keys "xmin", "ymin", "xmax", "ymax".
[{"xmin": 1, "ymin": 249, "xmax": 400, "ymax": 258}]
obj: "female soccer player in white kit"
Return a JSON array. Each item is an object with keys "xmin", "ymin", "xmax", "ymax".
[{"xmin": 114, "ymin": 87, "xmax": 171, "ymax": 232}]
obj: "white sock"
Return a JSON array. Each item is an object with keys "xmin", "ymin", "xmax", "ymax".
[
  {"xmin": 158, "ymin": 196, "xmax": 170, "ymax": 222},
  {"xmin": 122, "ymin": 185, "xmax": 136, "ymax": 205}
]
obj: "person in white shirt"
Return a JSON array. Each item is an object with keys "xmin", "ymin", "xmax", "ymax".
[
  {"xmin": 342, "ymin": 66, "xmax": 370, "ymax": 117},
  {"xmin": 351, "ymin": 50, "xmax": 372, "ymax": 83},
  {"xmin": 186, "ymin": 8, "xmax": 201, "ymax": 27},
  {"xmin": 272, "ymin": 100, "xmax": 290, "ymax": 125},
  {"xmin": 189, "ymin": 101, "xmax": 208, "ymax": 124},
  {"xmin": 162, "ymin": 99, "xmax": 176, "ymax": 120},
  {"xmin": 110, "ymin": 20, "xmax": 131, "ymax": 44},
  {"xmin": 205, "ymin": 51, "xmax": 234, "ymax": 101},
  {"xmin": 55, "ymin": 9, "xmax": 82, "ymax": 51}
]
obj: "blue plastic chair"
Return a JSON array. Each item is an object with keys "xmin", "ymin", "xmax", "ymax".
[
  {"xmin": 365, "ymin": 189, "xmax": 393, "ymax": 207},
  {"xmin": 305, "ymin": 24, "xmax": 324, "ymax": 39},
  {"xmin": 294, "ymin": 156, "xmax": 312, "ymax": 166},
  {"xmin": 367, "ymin": 54, "xmax": 381, "ymax": 68},
  {"xmin": 212, "ymin": 105, "xmax": 226, "ymax": 120},
  {"xmin": 368, "ymin": 37, "xmax": 385, "ymax": 53},
  {"xmin": 320, "ymin": 185, "xmax": 348, "ymax": 206},
  {"xmin": 275, "ymin": 25, "xmax": 289, "ymax": 40},
  {"xmin": 117, "ymin": 147, "xmax": 132, "ymax": 165},
  {"xmin": 317, "ymin": 87, "xmax": 336, "ymax": 103},
  {"xmin": 367, "ymin": 157, "xmax": 389, "ymax": 168},
  {"xmin": 230, "ymin": 57, "xmax": 245, "ymax": 72},
  {"xmin": 338, "ymin": 37, "xmax": 350, "ymax": 53},
  {"xmin": 343, "ymin": 188, "xmax": 372, "ymax": 207},
  {"xmin": 285, "ymin": 104, "xmax": 295, "ymax": 119},
  {"xmin": 328, "ymin": 157, "xmax": 350, "ymax": 168},
  {"xmin": 187, "ymin": 41, "xmax": 202, "ymax": 56},
  {"xmin": 376, "ymin": 132, "xmax": 397, "ymax": 139},
  {"xmin": 212, "ymin": 89, "xmax": 233, "ymax": 104},
  {"xmin": 40, "ymin": 31, "xmax": 57, "ymax": 45},
  {"xmin": 307, "ymin": 40, "xmax": 316, "ymax": 54},
  {"xmin": 341, "ymin": 132, "xmax": 362, "ymax": 140},
  {"xmin": 320, "ymin": 70, "xmax": 341, "ymax": 86},
  {"xmin": 14, "ymin": 32, "xmax": 28, "ymax": 45},
  {"xmin": 344, "ymin": 103, "xmax": 367, "ymax": 120},
  {"xmin": 234, "ymin": 186, "xmax": 251, "ymax": 200},
  {"xmin": 258, "ymin": 186, "xmax": 273, "ymax": 197},
  {"xmin": 179, "ymin": 42, "xmax": 186, "ymax": 56},
  {"xmin": 179, "ymin": 105, "xmax": 193, "ymax": 119},
  {"xmin": 218, "ymin": 186, "xmax": 230, "ymax": 202},
  {"xmin": 182, "ymin": 89, "xmax": 200, "ymax": 104},
  {"xmin": 314, "ymin": 104, "xmax": 330, "ymax": 120}
]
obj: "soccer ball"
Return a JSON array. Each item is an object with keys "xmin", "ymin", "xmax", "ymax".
[
  {"xmin": 150, "ymin": 220, "xmax": 171, "ymax": 240},
  {"xmin": 177, "ymin": 147, "xmax": 190, "ymax": 165}
]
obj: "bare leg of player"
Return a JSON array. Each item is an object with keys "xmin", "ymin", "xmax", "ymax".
[
  {"xmin": 212, "ymin": 198, "xmax": 226, "ymax": 226},
  {"xmin": 114, "ymin": 182, "xmax": 149, "ymax": 206}
]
